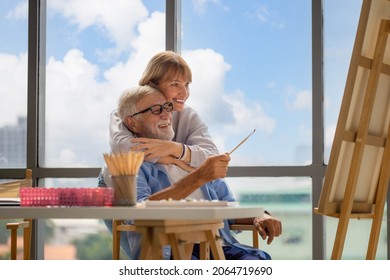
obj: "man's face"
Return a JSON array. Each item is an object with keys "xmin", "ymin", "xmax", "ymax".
[{"xmin": 132, "ymin": 93, "xmax": 174, "ymax": 140}]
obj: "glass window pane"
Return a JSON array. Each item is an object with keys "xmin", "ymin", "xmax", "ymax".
[
  {"xmin": 325, "ymin": 207, "xmax": 387, "ymax": 259},
  {"xmin": 0, "ymin": 1, "xmax": 28, "ymax": 259},
  {"xmin": 182, "ymin": 0, "xmax": 312, "ymax": 166},
  {"xmin": 226, "ymin": 177, "xmax": 312, "ymax": 259},
  {"xmin": 0, "ymin": 0, "xmax": 28, "ymax": 168},
  {"xmin": 323, "ymin": 0, "xmax": 362, "ymax": 163},
  {"xmin": 44, "ymin": 218, "xmax": 111, "ymax": 260},
  {"xmin": 0, "ymin": 218, "xmax": 25, "ymax": 259},
  {"xmin": 44, "ymin": 0, "xmax": 166, "ymax": 167},
  {"xmin": 37, "ymin": 178, "xmax": 113, "ymax": 260}
]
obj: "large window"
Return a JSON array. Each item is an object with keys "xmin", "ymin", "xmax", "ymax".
[
  {"xmin": 180, "ymin": 0, "xmax": 313, "ymax": 259},
  {"xmin": 43, "ymin": 0, "xmax": 167, "ymax": 259},
  {"xmin": 44, "ymin": 0, "xmax": 166, "ymax": 168},
  {"xmin": 182, "ymin": 0, "xmax": 312, "ymax": 166}
]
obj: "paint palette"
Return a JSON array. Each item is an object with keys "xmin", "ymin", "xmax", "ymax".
[{"xmin": 139, "ymin": 199, "xmax": 239, "ymax": 207}]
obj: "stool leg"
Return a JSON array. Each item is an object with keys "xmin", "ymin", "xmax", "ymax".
[
  {"xmin": 23, "ymin": 220, "xmax": 31, "ymax": 260},
  {"xmin": 9, "ymin": 228, "xmax": 18, "ymax": 260},
  {"xmin": 112, "ymin": 220, "xmax": 121, "ymax": 260}
]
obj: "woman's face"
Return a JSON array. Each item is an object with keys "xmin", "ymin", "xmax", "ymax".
[{"xmin": 157, "ymin": 75, "xmax": 190, "ymax": 112}]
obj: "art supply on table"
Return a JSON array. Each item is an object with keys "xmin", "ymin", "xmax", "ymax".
[{"xmin": 103, "ymin": 151, "xmax": 144, "ymax": 206}]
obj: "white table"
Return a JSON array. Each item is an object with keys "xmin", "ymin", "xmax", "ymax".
[
  {"xmin": 0, "ymin": 205, "xmax": 263, "ymax": 220},
  {"xmin": 0, "ymin": 205, "xmax": 264, "ymax": 260}
]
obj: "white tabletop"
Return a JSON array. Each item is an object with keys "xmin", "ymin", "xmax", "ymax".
[{"xmin": 0, "ymin": 205, "xmax": 264, "ymax": 220}]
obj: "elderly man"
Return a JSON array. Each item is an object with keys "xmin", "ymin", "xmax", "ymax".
[{"xmin": 99, "ymin": 85, "xmax": 282, "ymax": 260}]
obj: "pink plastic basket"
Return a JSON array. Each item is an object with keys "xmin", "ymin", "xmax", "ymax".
[{"xmin": 19, "ymin": 187, "xmax": 113, "ymax": 207}]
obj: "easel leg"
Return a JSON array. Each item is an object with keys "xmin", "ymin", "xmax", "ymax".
[
  {"xmin": 367, "ymin": 120, "xmax": 390, "ymax": 259},
  {"xmin": 331, "ymin": 213, "xmax": 350, "ymax": 260},
  {"xmin": 367, "ymin": 216, "xmax": 382, "ymax": 259}
]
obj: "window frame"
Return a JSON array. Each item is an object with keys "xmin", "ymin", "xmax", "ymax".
[{"xmin": 0, "ymin": 0, "xmax": 388, "ymax": 260}]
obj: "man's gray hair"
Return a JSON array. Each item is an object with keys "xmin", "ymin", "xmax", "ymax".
[{"xmin": 117, "ymin": 85, "xmax": 163, "ymax": 121}]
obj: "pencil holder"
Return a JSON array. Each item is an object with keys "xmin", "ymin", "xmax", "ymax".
[{"xmin": 111, "ymin": 175, "xmax": 137, "ymax": 206}]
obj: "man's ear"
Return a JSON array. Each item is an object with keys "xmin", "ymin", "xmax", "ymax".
[{"xmin": 124, "ymin": 116, "xmax": 139, "ymax": 133}]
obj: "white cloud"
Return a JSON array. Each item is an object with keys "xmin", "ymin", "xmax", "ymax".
[
  {"xmin": 131, "ymin": 11, "xmax": 165, "ymax": 55},
  {"xmin": 48, "ymin": 0, "xmax": 148, "ymax": 56},
  {"xmin": 57, "ymin": 149, "xmax": 78, "ymax": 166},
  {"xmin": 192, "ymin": 0, "xmax": 228, "ymax": 14},
  {"xmin": 267, "ymin": 80, "xmax": 277, "ymax": 89},
  {"xmin": 183, "ymin": 48, "xmax": 276, "ymax": 136},
  {"xmin": 45, "ymin": 49, "xmax": 114, "ymax": 166},
  {"xmin": 285, "ymin": 89, "xmax": 312, "ymax": 110},
  {"xmin": 253, "ymin": 5, "xmax": 270, "ymax": 23},
  {"xmin": 6, "ymin": 0, "xmax": 28, "ymax": 20},
  {"xmin": 223, "ymin": 91, "xmax": 276, "ymax": 134},
  {"xmin": 184, "ymin": 48, "xmax": 232, "ymax": 123},
  {"xmin": 103, "ymin": 11, "xmax": 165, "ymax": 90},
  {"xmin": 249, "ymin": 4, "xmax": 285, "ymax": 29},
  {"xmin": 192, "ymin": 0, "xmax": 209, "ymax": 13},
  {"xmin": 325, "ymin": 124, "xmax": 336, "ymax": 148},
  {"xmin": 0, "ymin": 52, "xmax": 28, "ymax": 126}
]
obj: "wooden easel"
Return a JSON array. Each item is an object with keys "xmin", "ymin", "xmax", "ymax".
[{"xmin": 315, "ymin": 0, "xmax": 390, "ymax": 260}]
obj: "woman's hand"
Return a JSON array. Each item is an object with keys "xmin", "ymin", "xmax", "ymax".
[{"xmin": 130, "ymin": 138, "xmax": 183, "ymax": 161}]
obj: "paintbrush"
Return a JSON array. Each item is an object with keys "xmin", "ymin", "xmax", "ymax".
[{"xmin": 228, "ymin": 129, "xmax": 256, "ymax": 155}]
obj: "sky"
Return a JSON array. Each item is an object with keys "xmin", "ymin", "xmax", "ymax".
[{"xmin": 0, "ymin": 0, "xmax": 363, "ymax": 170}]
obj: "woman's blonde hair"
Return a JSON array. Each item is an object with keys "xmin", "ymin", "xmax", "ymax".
[{"xmin": 139, "ymin": 51, "xmax": 192, "ymax": 86}]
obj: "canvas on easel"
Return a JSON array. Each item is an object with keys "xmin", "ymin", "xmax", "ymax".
[{"xmin": 315, "ymin": 0, "xmax": 390, "ymax": 259}]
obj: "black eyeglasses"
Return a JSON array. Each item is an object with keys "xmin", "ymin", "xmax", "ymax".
[{"xmin": 130, "ymin": 102, "xmax": 174, "ymax": 117}]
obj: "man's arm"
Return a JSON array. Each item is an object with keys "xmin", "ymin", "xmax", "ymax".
[
  {"xmin": 148, "ymin": 154, "xmax": 230, "ymax": 200},
  {"xmin": 234, "ymin": 213, "xmax": 282, "ymax": 245}
]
